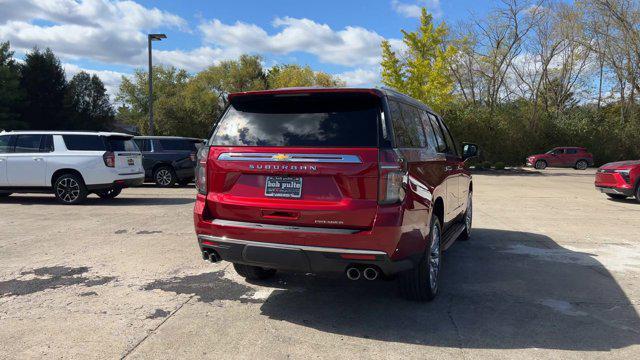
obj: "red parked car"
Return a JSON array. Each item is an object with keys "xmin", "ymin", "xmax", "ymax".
[
  {"xmin": 595, "ymin": 160, "xmax": 640, "ymax": 202},
  {"xmin": 527, "ymin": 147, "xmax": 593, "ymax": 170},
  {"xmin": 193, "ymin": 88, "xmax": 479, "ymax": 301}
]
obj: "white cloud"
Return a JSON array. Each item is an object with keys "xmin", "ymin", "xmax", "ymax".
[
  {"xmin": 0, "ymin": 0, "xmax": 186, "ymax": 66},
  {"xmin": 391, "ymin": 0, "xmax": 442, "ymax": 18},
  {"xmin": 337, "ymin": 68, "xmax": 381, "ymax": 87},
  {"xmin": 199, "ymin": 17, "xmax": 390, "ymax": 67},
  {"xmin": 63, "ymin": 63, "xmax": 127, "ymax": 100}
]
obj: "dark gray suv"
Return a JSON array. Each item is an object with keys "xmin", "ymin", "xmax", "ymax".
[{"xmin": 133, "ymin": 136, "xmax": 204, "ymax": 187}]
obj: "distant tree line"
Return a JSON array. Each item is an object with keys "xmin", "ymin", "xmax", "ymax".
[
  {"xmin": 0, "ymin": 42, "xmax": 343, "ymax": 138},
  {"xmin": 115, "ymin": 55, "xmax": 344, "ymax": 138},
  {"xmin": 382, "ymin": 1, "xmax": 640, "ymax": 165},
  {"xmin": 0, "ymin": 42, "xmax": 114, "ymax": 132}
]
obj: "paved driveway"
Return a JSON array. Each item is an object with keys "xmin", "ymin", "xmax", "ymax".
[{"xmin": 1, "ymin": 170, "xmax": 639, "ymax": 359}]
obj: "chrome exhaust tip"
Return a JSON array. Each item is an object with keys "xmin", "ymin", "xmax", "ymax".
[
  {"xmin": 346, "ymin": 267, "xmax": 361, "ymax": 281},
  {"xmin": 363, "ymin": 267, "xmax": 379, "ymax": 281},
  {"xmin": 208, "ymin": 250, "xmax": 221, "ymax": 263}
]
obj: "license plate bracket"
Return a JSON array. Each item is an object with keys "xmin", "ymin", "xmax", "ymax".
[{"xmin": 265, "ymin": 176, "xmax": 302, "ymax": 198}]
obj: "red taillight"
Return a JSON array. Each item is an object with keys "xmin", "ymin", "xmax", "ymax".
[
  {"xmin": 103, "ymin": 151, "xmax": 115, "ymax": 167},
  {"xmin": 378, "ymin": 149, "xmax": 406, "ymax": 205},
  {"xmin": 196, "ymin": 146, "xmax": 210, "ymax": 195}
]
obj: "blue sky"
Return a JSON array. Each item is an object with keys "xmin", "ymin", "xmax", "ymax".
[{"xmin": 0, "ymin": 0, "xmax": 500, "ymax": 97}]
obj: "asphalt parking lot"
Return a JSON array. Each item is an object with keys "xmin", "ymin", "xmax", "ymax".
[{"xmin": 1, "ymin": 169, "xmax": 639, "ymax": 359}]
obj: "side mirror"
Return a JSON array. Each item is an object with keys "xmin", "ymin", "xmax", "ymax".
[{"xmin": 462, "ymin": 143, "xmax": 479, "ymax": 161}]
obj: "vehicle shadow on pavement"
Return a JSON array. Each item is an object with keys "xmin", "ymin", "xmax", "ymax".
[
  {"xmin": 0, "ymin": 195, "xmax": 194, "ymax": 206},
  {"xmin": 257, "ymin": 228, "xmax": 640, "ymax": 351}
]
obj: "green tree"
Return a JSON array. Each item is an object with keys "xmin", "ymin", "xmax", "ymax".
[
  {"xmin": 380, "ymin": 8, "xmax": 458, "ymax": 112},
  {"xmin": 267, "ymin": 64, "xmax": 344, "ymax": 88},
  {"xmin": 66, "ymin": 71, "xmax": 114, "ymax": 130},
  {"xmin": 115, "ymin": 65, "xmax": 191, "ymax": 136},
  {"xmin": 20, "ymin": 48, "xmax": 68, "ymax": 130},
  {"xmin": 0, "ymin": 42, "xmax": 25, "ymax": 130}
]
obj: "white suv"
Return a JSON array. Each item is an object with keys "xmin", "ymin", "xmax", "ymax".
[{"xmin": 0, "ymin": 131, "xmax": 144, "ymax": 204}]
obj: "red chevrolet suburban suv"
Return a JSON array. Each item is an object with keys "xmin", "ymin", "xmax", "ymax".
[
  {"xmin": 193, "ymin": 88, "xmax": 479, "ymax": 301},
  {"xmin": 527, "ymin": 147, "xmax": 593, "ymax": 170},
  {"xmin": 595, "ymin": 160, "xmax": 640, "ymax": 202}
]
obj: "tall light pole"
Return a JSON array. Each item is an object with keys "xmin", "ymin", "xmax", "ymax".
[{"xmin": 148, "ymin": 33, "xmax": 166, "ymax": 136}]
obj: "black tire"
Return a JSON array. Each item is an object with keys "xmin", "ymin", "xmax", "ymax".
[
  {"xmin": 535, "ymin": 160, "xmax": 547, "ymax": 170},
  {"xmin": 635, "ymin": 184, "xmax": 640, "ymax": 204},
  {"xmin": 575, "ymin": 160, "xmax": 588, "ymax": 170},
  {"xmin": 154, "ymin": 166, "xmax": 176, "ymax": 187},
  {"xmin": 398, "ymin": 216, "xmax": 442, "ymax": 301},
  {"xmin": 96, "ymin": 188, "xmax": 122, "ymax": 199},
  {"xmin": 459, "ymin": 192, "xmax": 472, "ymax": 241},
  {"xmin": 54, "ymin": 173, "xmax": 88, "ymax": 205},
  {"xmin": 178, "ymin": 179, "xmax": 193, "ymax": 187},
  {"xmin": 233, "ymin": 263, "xmax": 277, "ymax": 280}
]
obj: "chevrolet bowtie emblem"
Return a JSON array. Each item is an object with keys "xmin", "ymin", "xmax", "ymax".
[{"xmin": 273, "ymin": 154, "xmax": 289, "ymax": 161}]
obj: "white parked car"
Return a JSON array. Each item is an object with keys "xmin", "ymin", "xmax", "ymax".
[{"xmin": 0, "ymin": 131, "xmax": 144, "ymax": 204}]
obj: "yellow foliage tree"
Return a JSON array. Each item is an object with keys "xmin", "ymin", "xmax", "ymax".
[{"xmin": 381, "ymin": 8, "xmax": 457, "ymax": 112}]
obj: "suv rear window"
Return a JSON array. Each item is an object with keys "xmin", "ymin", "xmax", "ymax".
[
  {"xmin": 63, "ymin": 135, "xmax": 106, "ymax": 151},
  {"xmin": 210, "ymin": 93, "xmax": 380, "ymax": 147},
  {"xmin": 158, "ymin": 139, "xmax": 197, "ymax": 151},
  {"xmin": 107, "ymin": 137, "xmax": 138, "ymax": 152}
]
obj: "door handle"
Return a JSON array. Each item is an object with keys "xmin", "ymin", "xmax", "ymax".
[{"xmin": 33, "ymin": 157, "xmax": 44, "ymax": 161}]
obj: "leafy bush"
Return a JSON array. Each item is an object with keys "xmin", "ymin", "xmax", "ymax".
[
  {"xmin": 482, "ymin": 161, "xmax": 493, "ymax": 169},
  {"xmin": 474, "ymin": 163, "xmax": 484, "ymax": 170},
  {"xmin": 494, "ymin": 161, "xmax": 506, "ymax": 170}
]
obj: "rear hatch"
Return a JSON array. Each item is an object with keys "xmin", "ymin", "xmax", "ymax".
[
  {"xmin": 205, "ymin": 90, "xmax": 383, "ymax": 231},
  {"xmin": 106, "ymin": 136, "xmax": 143, "ymax": 174}
]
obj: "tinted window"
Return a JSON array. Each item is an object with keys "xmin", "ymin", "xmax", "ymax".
[
  {"xmin": 437, "ymin": 118, "xmax": 458, "ymax": 156},
  {"xmin": 566, "ymin": 149, "xmax": 578, "ymax": 154},
  {"xmin": 14, "ymin": 134, "xmax": 43, "ymax": 153},
  {"xmin": 389, "ymin": 101, "xmax": 423, "ymax": 148},
  {"xmin": 134, "ymin": 139, "xmax": 150, "ymax": 152},
  {"xmin": 0, "ymin": 135, "xmax": 12, "ymax": 153},
  {"xmin": 158, "ymin": 139, "xmax": 195, "ymax": 151},
  {"xmin": 63, "ymin": 135, "xmax": 106, "ymax": 151},
  {"xmin": 419, "ymin": 111, "xmax": 438, "ymax": 152},
  {"xmin": 428, "ymin": 114, "xmax": 447, "ymax": 152},
  {"xmin": 401, "ymin": 105, "xmax": 427, "ymax": 147},
  {"xmin": 42, "ymin": 135, "xmax": 54, "ymax": 152},
  {"xmin": 211, "ymin": 94, "xmax": 380, "ymax": 147},
  {"xmin": 107, "ymin": 137, "xmax": 138, "ymax": 152}
]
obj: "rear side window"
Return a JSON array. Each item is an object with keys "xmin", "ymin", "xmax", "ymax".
[
  {"xmin": 134, "ymin": 139, "xmax": 150, "ymax": 151},
  {"xmin": 107, "ymin": 137, "xmax": 138, "ymax": 152},
  {"xmin": 210, "ymin": 93, "xmax": 380, "ymax": 147},
  {"xmin": 428, "ymin": 114, "xmax": 447, "ymax": 153},
  {"xmin": 389, "ymin": 101, "xmax": 424, "ymax": 148},
  {"xmin": 158, "ymin": 139, "xmax": 195, "ymax": 151},
  {"xmin": 63, "ymin": 135, "xmax": 106, "ymax": 151},
  {"xmin": 566, "ymin": 149, "xmax": 578, "ymax": 154},
  {"xmin": 419, "ymin": 111, "xmax": 438, "ymax": 152},
  {"xmin": 0, "ymin": 135, "xmax": 11, "ymax": 153},
  {"xmin": 14, "ymin": 134, "xmax": 43, "ymax": 153}
]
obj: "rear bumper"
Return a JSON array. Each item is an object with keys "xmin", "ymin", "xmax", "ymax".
[
  {"xmin": 86, "ymin": 177, "xmax": 144, "ymax": 191},
  {"xmin": 595, "ymin": 186, "xmax": 634, "ymax": 197},
  {"xmin": 197, "ymin": 234, "xmax": 413, "ymax": 275}
]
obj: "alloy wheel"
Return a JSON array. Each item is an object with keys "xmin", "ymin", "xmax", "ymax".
[
  {"xmin": 56, "ymin": 178, "xmax": 80, "ymax": 203},
  {"xmin": 156, "ymin": 169, "xmax": 172, "ymax": 186},
  {"xmin": 577, "ymin": 160, "xmax": 587, "ymax": 170},
  {"xmin": 465, "ymin": 194, "xmax": 473, "ymax": 233},
  {"xmin": 428, "ymin": 224, "xmax": 441, "ymax": 291}
]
